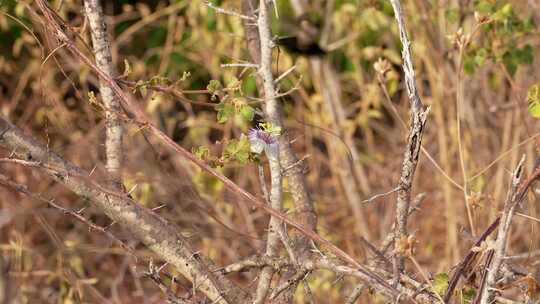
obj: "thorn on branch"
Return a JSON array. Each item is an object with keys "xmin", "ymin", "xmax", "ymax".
[{"xmin": 204, "ymin": 1, "xmax": 256, "ymax": 21}]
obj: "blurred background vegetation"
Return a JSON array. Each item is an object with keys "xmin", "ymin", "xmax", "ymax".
[{"xmin": 0, "ymin": 0, "xmax": 539, "ymax": 302}]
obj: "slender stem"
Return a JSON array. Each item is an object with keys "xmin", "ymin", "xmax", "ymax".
[{"xmin": 455, "ymin": 45, "xmax": 476, "ymax": 236}]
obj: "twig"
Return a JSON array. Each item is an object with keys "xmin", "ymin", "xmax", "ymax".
[
  {"xmin": 376, "ymin": 74, "xmax": 463, "ymax": 191},
  {"xmin": 144, "ymin": 260, "xmax": 193, "ymax": 304},
  {"xmin": 278, "ymin": 222, "xmax": 298, "ymax": 265},
  {"xmin": 471, "ymin": 250, "xmax": 494, "ymax": 304},
  {"xmin": 302, "ymin": 278, "xmax": 315, "ymax": 304},
  {"xmin": 380, "ymin": 193, "xmax": 427, "ymax": 256},
  {"xmin": 345, "ymin": 193, "xmax": 426, "ymax": 304},
  {"xmin": 274, "ymin": 65, "xmax": 297, "ymax": 84},
  {"xmin": 0, "ymin": 173, "xmax": 133, "ymax": 255},
  {"xmin": 444, "ymin": 161, "xmax": 540, "ymax": 303},
  {"xmin": 504, "ymin": 250, "xmax": 540, "ymax": 261},
  {"xmin": 219, "ymin": 255, "xmax": 289, "ymax": 274},
  {"xmin": 478, "ymin": 156, "xmax": 526, "ymax": 304},
  {"xmin": 362, "ymin": 187, "xmax": 400, "ymax": 205},
  {"xmin": 455, "ymin": 32, "xmax": 476, "ymax": 238},
  {"xmin": 345, "ymin": 284, "xmax": 366, "ymax": 304},
  {"xmin": 0, "ymin": 115, "xmax": 250, "ymax": 304},
  {"xmin": 220, "ymin": 63, "xmax": 259, "ymax": 68},
  {"xmin": 307, "ymin": 258, "xmax": 438, "ymax": 303},
  {"xmin": 270, "ymin": 268, "xmax": 310, "ymax": 300},
  {"xmin": 443, "ymin": 217, "xmax": 501, "ymax": 303},
  {"xmin": 204, "ymin": 1, "xmax": 256, "ymax": 20},
  {"xmin": 32, "ymin": 3, "xmax": 401, "ymax": 301},
  {"xmin": 408, "ymin": 254, "xmax": 445, "ymax": 303}
]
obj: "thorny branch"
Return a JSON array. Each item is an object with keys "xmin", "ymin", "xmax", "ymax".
[
  {"xmin": 27, "ymin": 2, "xmax": 421, "ymax": 303},
  {"xmin": 9, "ymin": 1, "xmax": 537, "ymax": 303},
  {"xmin": 241, "ymin": 0, "xmax": 318, "ymax": 302},
  {"xmin": 389, "ymin": 0, "xmax": 430, "ymax": 283},
  {"xmin": 478, "ymin": 156, "xmax": 526, "ymax": 304},
  {"xmin": 34, "ymin": 0, "xmax": 331, "ymax": 273},
  {"xmin": 0, "ymin": 172, "xmax": 133, "ymax": 255},
  {"xmin": 0, "ymin": 117, "xmax": 250, "ymax": 304},
  {"xmin": 444, "ymin": 161, "xmax": 540, "ymax": 303},
  {"xmin": 144, "ymin": 261, "xmax": 193, "ymax": 304},
  {"xmin": 83, "ymin": 0, "xmax": 124, "ymax": 185}
]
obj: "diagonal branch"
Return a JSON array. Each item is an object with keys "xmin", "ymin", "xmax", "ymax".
[
  {"xmin": 444, "ymin": 161, "xmax": 540, "ymax": 303},
  {"xmin": 478, "ymin": 156, "xmax": 526, "ymax": 304},
  {"xmin": 0, "ymin": 117, "xmax": 250, "ymax": 304},
  {"xmin": 32, "ymin": 2, "xmax": 403, "ymax": 300}
]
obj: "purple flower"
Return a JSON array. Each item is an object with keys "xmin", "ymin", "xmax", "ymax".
[{"xmin": 248, "ymin": 128, "xmax": 279, "ymax": 158}]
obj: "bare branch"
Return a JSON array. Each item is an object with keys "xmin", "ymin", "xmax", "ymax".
[
  {"xmin": 220, "ymin": 63, "xmax": 259, "ymax": 68},
  {"xmin": 144, "ymin": 260, "xmax": 194, "ymax": 304},
  {"xmin": 362, "ymin": 187, "xmax": 401, "ymax": 205},
  {"xmin": 252, "ymin": 2, "xmax": 284, "ymax": 302},
  {"xmin": 242, "ymin": 0, "xmax": 318, "ymax": 302},
  {"xmin": 83, "ymin": 0, "xmax": 123, "ymax": 184},
  {"xmin": 33, "ymin": 3, "xmax": 403, "ymax": 300},
  {"xmin": 270, "ymin": 268, "xmax": 310, "ymax": 300},
  {"xmin": 274, "ymin": 65, "xmax": 297, "ymax": 85},
  {"xmin": 0, "ymin": 117, "xmax": 250, "ymax": 304},
  {"xmin": 204, "ymin": 1, "xmax": 256, "ymax": 20},
  {"xmin": 0, "ymin": 172, "xmax": 133, "ymax": 255},
  {"xmin": 219, "ymin": 255, "xmax": 289, "ymax": 274},
  {"xmin": 444, "ymin": 162, "xmax": 540, "ymax": 303},
  {"xmin": 388, "ymin": 0, "xmax": 430, "ymax": 283},
  {"xmin": 478, "ymin": 156, "xmax": 526, "ymax": 304}
]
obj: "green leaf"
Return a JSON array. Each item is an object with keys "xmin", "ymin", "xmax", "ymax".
[
  {"xmin": 216, "ymin": 102, "xmax": 235, "ymax": 123},
  {"xmin": 432, "ymin": 272, "xmax": 449, "ymax": 296},
  {"xmin": 226, "ymin": 76, "xmax": 241, "ymax": 90},
  {"xmin": 150, "ymin": 76, "xmax": 172, "ymax": 86},
  {"xmin": 242, "ymin": 76, "xmax": 257, "ymax": 95},
  {"xmin": 527, "ymin": 84, "xmax": 540, "ymax": 118},
  {"xmin": 206, "ymin": 7, "xmax": 217, "ymax": 30},
  {"xmin": 445, "ymin": 8, "xmax": 460, "ymax": 24},
  {"xmin": 516, "ymin": 45, "xmax": 533, "ymax": 65},
  {"xmin": 463, "ymin": 55, "xmax": 476, "ymax": 75},
  {"xmin": 148, "ymin": 26, "xmax": 167, "ymax": 48},
  {"xmin": 470, "ymin": 175, "xmax": 486, "ymax": 193},
  {"xmin": 240, "ymin": 105, "xmax": 255, "ymax": 121},
  {"xmin": 474, "ymin": 48, "xmax": 489, "ymax": 67},
  {"xmin": 224, "ymin": 137, "xmax": 251, "ymax": 164},
  {"xmin": 207, "ymin": 80, "xmax": 223, "ymax": 99},
  {"xmin": 492, "ymin": 3, "xmax": 513, "ymax": 21},
  {"xmin": 259, "ymin": 122, "xmax": 281, "ymax": 136},
  {"xmin": 386, "ymin": 78, "xmax": 399, "ymax": 96},
  {"xmin": 193, "ymin": 146, "xmax": 210, "ymax": 160},
  {"xmin": 474, "ymin": 1, "xmax": 494, "ymax": 14},
  {"xmin": 502, "ymin": 51, "xmax": 517, "ymax": 76}
]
